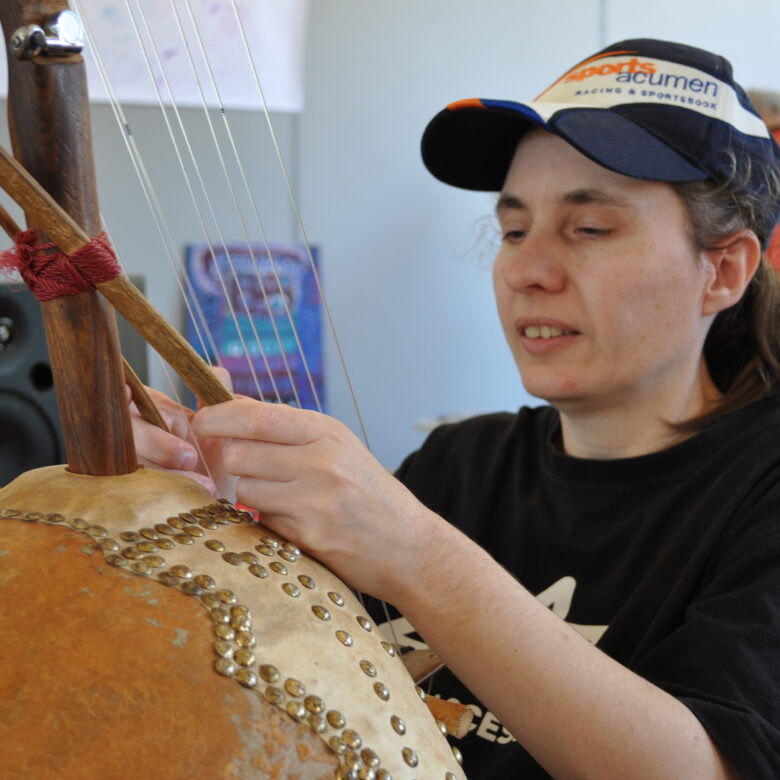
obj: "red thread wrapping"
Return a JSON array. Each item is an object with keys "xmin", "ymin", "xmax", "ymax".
[{"xmin": 0, "ymin": 229, "xmax": 122, "ymax": 301}]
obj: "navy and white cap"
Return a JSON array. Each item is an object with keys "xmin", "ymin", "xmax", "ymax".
[{"xmin": 422, "ymin": 38, "xmax": 779, "ymax": 200}]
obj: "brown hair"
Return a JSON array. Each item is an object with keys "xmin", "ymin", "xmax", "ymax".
[{"xmin": 672, "ymin": 154, "xmax": 780, "ymax": 430}]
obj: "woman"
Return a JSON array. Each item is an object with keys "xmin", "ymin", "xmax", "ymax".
[{"xmin": 134, "ymin": 39, "xmax": 780, "ymax": 778}]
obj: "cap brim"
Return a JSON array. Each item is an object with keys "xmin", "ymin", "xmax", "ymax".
[{"xmin": 421, "ymin": 100, "xmax": 709, "ymax": 190}]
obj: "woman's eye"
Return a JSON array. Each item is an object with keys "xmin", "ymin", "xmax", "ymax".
[
  {"xmin": 576, "ymin": 226, "xmax": 612, "ymax": 237},
  {"xmin": 502, "ymin": 230, "xmax": 526, "ymax": 242}
]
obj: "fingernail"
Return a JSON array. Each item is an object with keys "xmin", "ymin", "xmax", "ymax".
[{"xmin": 177, "ymin": 447, "xmax": 198, "ymax": 470}]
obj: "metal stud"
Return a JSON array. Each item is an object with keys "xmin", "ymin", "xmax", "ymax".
[
  {"xmin": 264, "ymin": 686, "xmax": 285, "ymax": 705},
  {"xmin": 131, "ymin": 560, "xmax": 152, "ymax": 574},
  {"xmin": 328, "ymin": 591, "xmax": 345, "ymax": 607},
  {"xmin": 259, "ymin": 664, "xmax": 280, "ymax": 683},
  {"xmin": 98, "ymin": 538, "xmax": 119, "ymax": 551},
  {"xmin": 282, "ymin": 541, "xmax": 301, "ymax": 556},
  {"xmin": 282, "ymin": 583, "xmax": 301, "ymax": 598},
  {"xmin": 46, "ymin": 513, "xmax": 64, "ymax": 523},
  {"xmin": 342, "ymin": 729, "xmax": 362, "ymax": 749},
  {"xmin": 376, "ymin": 771, "xmax": 392, "ymax": 780},
  {"xmin": 22, "ymin": 511, "xmax": 41, "ymax": 522},
  {"xmin": 445, "ymin": 773, "xmax": 457, "ymax": 780},
  {"xmin": 260, "ymin": 535, "xmax": 280, "ymax": 548},
  {"xmin": 135, "ymin": 541, "xmax": 157, "ymax": 554},
  {"xmin": 451, "ymin": 746, "xmax": 463, "ymax": 765},
  {"xmin": 216, "ymin": 589, "xmax": 237, "ymax": 605},
  {"xmin": 86, "ymin": 525, "xmax": 109, "ymax": 537},
  {"xmin": 285, "ymin": 678, "xmax": 305, "ymax": 697},
  {"xmin": 402, "ymin": 748, "xmax": 418, "ymax": 768},
  {"xmin": 168, "ymin": 517, "xmax": 187, "ymax": 530},
  {"xmin": 312, "ymin": 605, "xmax": 331, "ymax": 621},
  {"xmin": 1, "ymin": 508, "xmax": 20, "ymax": 518},
  {"xmin": 335, "ymin": 630, "xmax": 353, "ymax": 647},
  {"xmin": 358, "ymin": 767, "xmax": 376, "ymax": 780},
  {"xmin": 156, "ymin": 538, "xmax": 175, "ymax": 550},
  {"xmin": 235, "ymin": 668, "xmax": 258, "ymax": 688},
  {"xmin": 231, "ymin": 604, "xmax": 251, "ymax": 618},
  {"xmin": 329, "ymin": 736, "xmax": 348, "ymax": 755},
  {"xmin": 304, "ymin": 695, "xmax": 325, "ymax": 714},
  {"xmin": 227, "ymin": 513, "xmax": 244, "ymax": 524},
  {"xmin": 390, "ymin": 716, "xmax": 405, "ymax": 735},
  {"xmin": 215, "ymin": 658, "xmax": 237, "ymax": 677},
  {"xmin": 380, "ymin": 642, "xmax": 396, "ymax": 657},
  {"xmin": 327, "ymin": 710, "xmax": 346, "ymax": 729},
  {"xmin": 184, "ymin": 525, "xmax": 204, "ymax": 537},
  {"xmin": 298, "ymin": 575, "xmax": 316, "ymax": 589},
  {"xmin": 210, "ymin": 607, "xmax": 230, "ymax": 624},
  {"xmin": 278, "ymin": 549, "xmax": 298, "ymax": 563},
  {"xmin": 214, "ymin": 624, "xmax": 235, "ymax": 640},
  {"xmin": 287, "ymin": 700, "xmax": 306, "ymax": 721},
  {"xmin": 231, "ymin": 614, "xmax": 251, "ymax": 632},
  {"xmin": 144, "ymin": 555, "xmax": 165, "ymax": 568},
  {"xmin": 308, "ymin": 714, "xmax": 327, "ymax": 733},
  {"xmin": 155, "ymin": 523, "xmax": 175, "ymax": 535},
  {"xmin": 178, "ymin": 512, "xmax": 197, "ymax": 524},
  {"xmin": 201, "ymin": 593, "xmax": 220, "ymax": 608},
  {"xmin": 170, "ymin": 565, "xmax": 193, "ymax": 579},
  {"xmin": 119, "ymin": 531, "xmax": 141, "ymax": 542},
  {"xmin": 221, "ymin": 552, "xmax": 243, "ymax": 565},
  {"xmin": 140, "ymin": 527, "xmax": 159, "ymax": 540},
  {"xmin": 157, "ymin": 571, "xmax": 179, "ymax": 587},
  {"xmin": 416, "ymin": 686, "xmax": 426, "ymax": 701},
  {"xmin": 192, "ymin": 509, "xmax": 210, "ymax": 518},
  {"xmin": 359, "ymin": 660, "xmax": 377, "ymax": 677},
  {"xmin": 269, "ymin": 562, "xmax": 287, "ymax": 575},
  {"xmin": 68, "ymin": 518, "xmax": 89, "ymax": 530},
  {"xmin": 180, "ymin": 581, "xmax": 203, "ymax": 596},
  {"xmin": 173, "ymin": 533, "xmax": 194, "ymax": 545},
  {"xmin": 249, "ymin": 564, "xmax": 268, "ymax": 578},
  {"xmin": 356, "ymin": 616, "xmax": 372, "ymax": 632},
  {"xmin": 214, "ymin": 640, "xmax": 234, "ymax": 658},
  {"xmin": 106, "ymin": 555, "xmax": 126, "ymax": 567},
  {"xmin": 373, "ymin": 682, "xmax": 390, "ymax": 701},
  {"xmin": 255, "ymin": 544, "xmax": 275, "ymax": 557},
  {"xmin": 239, "ymin": 551, "xmax": 259, "ymax": 565},
  {"xmin": 205, "ymin": 539, "xmax": 226, "ymax": 552},
  {"xmin": 121, "ymin": 546, "xmax": 143, "ymax": 560},
  {"xmin": 436, "ymin": 719, "xmax": 448, "ymax": 736},
  {"xmin": 234, "ymin": 648, "xmax": 255, "ymax": 667},
  {"xmin": 235, "ymin": 630, "xmax": 256, "ymax": 648},
  {"xmin": 199, "ymin": 518, "xmax": 219, "ymax": 530},
  {"xmin": 361, "ymin": 749, "xmax": 380, "ymax": 768},
  {"xmin": 194, "ymin": 574, "xmax": 216, "ymax": 590}
]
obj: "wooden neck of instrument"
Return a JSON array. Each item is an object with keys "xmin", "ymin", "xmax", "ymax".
[{"xmin": 0, "ymin": 0, "xmax": 138, "ymax": 476}]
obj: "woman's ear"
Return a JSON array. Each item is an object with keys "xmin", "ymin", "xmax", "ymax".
[{"xmin": 701, "ymin": 230, "xmax": 762, "ymax": 316}]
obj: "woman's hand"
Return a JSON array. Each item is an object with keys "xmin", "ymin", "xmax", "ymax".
[
  {"xmin": 192, "ymin": 398, "xmax": 441, "ymax": 601},
  {"xmin": 128, "ymin": 368, "xmax": 237, "ymax": 500}
]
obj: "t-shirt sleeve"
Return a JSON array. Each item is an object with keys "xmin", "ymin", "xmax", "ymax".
[{"xmin": 634, "ymin": 500, "xmax": 780, "ymax": 779}]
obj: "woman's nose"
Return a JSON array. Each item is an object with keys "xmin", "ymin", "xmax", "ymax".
[{"xmin": 496, "ymin": 233, "xmax": 566, "ymax": 294}]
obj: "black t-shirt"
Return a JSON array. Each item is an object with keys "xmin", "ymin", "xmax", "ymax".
[{"xmin": 368, "ymin": 397, "xmax": 780, "ymax": 778}]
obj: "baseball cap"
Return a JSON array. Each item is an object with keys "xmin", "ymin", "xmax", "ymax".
[{"xmin": 421, "ymin": 39, "xmax": 779, "ymax": 199}]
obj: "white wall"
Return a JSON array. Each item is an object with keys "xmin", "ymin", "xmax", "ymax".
[{"xmin": 300, "ymin": 0, "xmax": 780, "ymax": 469}]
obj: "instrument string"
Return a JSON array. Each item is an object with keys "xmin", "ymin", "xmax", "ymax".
[
  {"xmin": 179, "ymin": 0, "xmax": 319, "ymax": 411},
  {"xmin": 121, "ymin": 0, "xmax": 273, "ymax": 403},
  {"xmin": 73, "ymin": 0, "xmax": 221, "ymax": 378},
  {"xmin": 80, "ymin": 0, "xmax": 398, "ymax": 643},
  {"xmin": 228, "ymin": 0, "xmax": 371, "ymax": 448}
]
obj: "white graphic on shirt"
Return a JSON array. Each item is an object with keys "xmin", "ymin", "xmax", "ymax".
[{"xmin": 378, "ymin": 576, "xmax": 607, "ymax": 744}]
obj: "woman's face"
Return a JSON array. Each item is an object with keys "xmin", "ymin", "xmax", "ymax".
[{"xmin": 493, "ymin": 130, "xmax": 717, "ymax": 418}]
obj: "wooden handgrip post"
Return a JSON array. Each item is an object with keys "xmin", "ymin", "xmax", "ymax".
[{"xmin": 0, "ymin": 145, "xmax": 232, "ymax": 407}]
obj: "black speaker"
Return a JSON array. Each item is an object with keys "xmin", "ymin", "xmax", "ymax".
[{"xmin": 0, "ymin": 278, "xmax": 149, "ymax": 486}]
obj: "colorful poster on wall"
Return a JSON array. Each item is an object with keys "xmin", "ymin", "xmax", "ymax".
[{"xmin": 185, "ymin": 242, "xmax": 323, "ymax": 410}]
